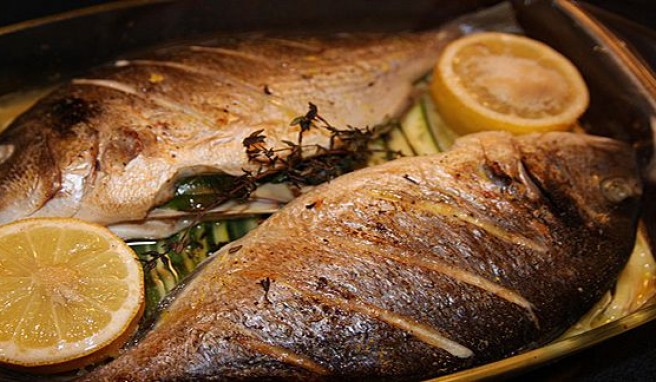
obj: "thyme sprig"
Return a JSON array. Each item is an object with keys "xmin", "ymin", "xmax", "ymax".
[{"xmin": 242, "ymin": 102, "xmax": 379, "ymax": 188}]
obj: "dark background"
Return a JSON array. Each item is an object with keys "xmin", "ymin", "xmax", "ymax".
[
  {"xmin": 0, "ymin": 1, "xmax": 109, "ymax": 26},
  {"xmin": 0, "ymin": 0, "xmax": 654, "ymax": 29},
  {"xmin": 0, "ymin": 1, "xmax": 655, "ymax": 381}
]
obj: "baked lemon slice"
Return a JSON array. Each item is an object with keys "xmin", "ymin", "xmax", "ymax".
[
  {"xmin": 430, "ymin": 32, "xmax": 589, "ymax": 134},
  {"xmin": 0, "ymin": 218, "xmax": 144, "ymax": 373}
]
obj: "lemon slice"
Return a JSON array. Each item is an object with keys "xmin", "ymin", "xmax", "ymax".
[
  {"xmin": 0, "ymin": 218, "xmax": 144, "ymax": 373},
  {"xmin": 430, "ymin": 32, "xmax": 589, "ymax": 134}
]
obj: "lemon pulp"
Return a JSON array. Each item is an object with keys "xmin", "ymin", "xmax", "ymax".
[
  {"xmin": 431, "ymin": 32, "xmax": 589, "ymax": 134},
  {"xmin": 0, "ymin": 218, "xmax": 144, "ymax": 371}
]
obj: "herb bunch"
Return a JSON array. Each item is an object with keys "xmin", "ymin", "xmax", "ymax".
[{"xmin": 243, "ymin": 102, "xmax": 379, "ymax": 188}]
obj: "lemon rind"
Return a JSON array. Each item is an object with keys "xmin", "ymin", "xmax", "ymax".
[
  {"xmin": 433, "ymin": 32, "xmax": 589, "ymax": 134},
  {"xmin": 0, "ymin": 218, "xmax": 144, "ymax": 368}
]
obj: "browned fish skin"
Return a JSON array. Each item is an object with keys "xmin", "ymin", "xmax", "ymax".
[
  {"xmin": 82, "ymin": 131, "xmax": 642, "ymax": 381},
  {"xmin": 0, "ymin": 32, "xmax": 450, "ymax": 226}
]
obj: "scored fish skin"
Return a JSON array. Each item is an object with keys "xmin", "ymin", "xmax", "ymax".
[
  {"xmin": 83, "ymin": 131, "xmax": 642, "ymax": 381},
  {"xmin": 0, "ymin": 31, "xmax": 452, "ymax": 226}
]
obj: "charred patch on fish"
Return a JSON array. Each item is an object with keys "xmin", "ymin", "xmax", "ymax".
[{"xmin": 47, "ymin": 97, "xmax": 99, "ymax": 135}]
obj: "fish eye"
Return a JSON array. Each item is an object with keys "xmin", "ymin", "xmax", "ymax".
[{"xmin": 600, "ymin": 176, "xmax": 637, "ymax": 203}]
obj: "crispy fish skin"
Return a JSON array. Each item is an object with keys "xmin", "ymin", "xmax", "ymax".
[
  {"xmin": 0, "ymin": 32, "xmax": 450, "ymax": 225},
  {"xmin": 83, "ymin": 131, "xmax": 642, "ymax": 381}
]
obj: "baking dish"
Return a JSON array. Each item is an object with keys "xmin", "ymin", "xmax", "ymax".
[{"xmin": 0, "ymin": 1, "xmax": 654, "ymax": 380}]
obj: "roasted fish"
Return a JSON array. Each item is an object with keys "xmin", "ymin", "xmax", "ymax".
[
  {"xmin": 82, "ymin": 131, "xmax": 642, "ymax": 381},
  {"xmin": 0, "ymin": 31, "xmax": 450, "ymax": 227}
]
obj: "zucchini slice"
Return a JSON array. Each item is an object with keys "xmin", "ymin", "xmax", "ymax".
[
  {"xmin": 400, "ymin": 102, "xmax": 441, "ymax": 155},
  {"xmin": 130, "ymin": 216, "xmax": 263, "ymax": 321},
  {"xmin": 421, "ymin": 96, "xmax": 458, "ymax": 152}
]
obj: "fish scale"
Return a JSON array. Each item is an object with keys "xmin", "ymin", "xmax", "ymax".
[
  {"xmin": 0, "ymin": 32, "xmax": 449, "ymax": 226},
  {"xmin": 83, "ymin": 131, "xmax": 641, "ymax": 381}
]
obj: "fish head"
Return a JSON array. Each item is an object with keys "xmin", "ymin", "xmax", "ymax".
[
  {"xmin": 0, "ymin": 95, "xmax": 99, "ymax": 224},
  {"xmin": 520, "ymin": 132, "xmax": 642, "ymax": 231}
]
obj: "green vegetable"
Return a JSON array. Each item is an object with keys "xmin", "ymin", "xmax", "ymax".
[
  {"xmin": 129, "ymin": 217, "xmax": 263, "ymax": 320},
  {"xmin": 366, "ymin": 137, "xmax": 390, "ymax": 166},
  {"xmin": 381, "ymin": 96, "xmax": 459, "ymax": 157},
  {"xmin": 400, "ymin": 102, "xmax": 441, "ymax": 155},
  {"xmin": 421, "ymin": 96, "xmax": 458, "ymax": 152},
  {"xmin": 163, "ymin": 174, "xmax": 239, "ymax": 211},
  {"xmin": 386, "ymin": 125, "xmax": 416, "ymax": 157}
]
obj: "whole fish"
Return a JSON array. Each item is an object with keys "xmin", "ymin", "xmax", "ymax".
[
  {"xmin": 0, "ymin": 31, "xmax": 451, "ymax": 226},
  {"xmin": 83, "ymin": 131, "xmax": 641, "ymax": 381}
]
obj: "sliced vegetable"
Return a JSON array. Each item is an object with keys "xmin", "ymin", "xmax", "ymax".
[
  {"xmin": 227, "ymin": 217, "xmax": 261, "ymax": 240},
  {"xmin": 386, "ymin": 125, "xmax": 416, "ymax": 157},
  {"xmin": 129, "ymin": 217, "xmax": 263, "ymax": 321},
  {"xmin": 208, "ymin": 220, "xmax": 230, "ymax": 244},
  {"xmin": 400, "ymin": 102, "xmax": 441, "ymax": 155},
  {"xmin": 163, "ymin": 174, "xmax": 241, "ymax": 211},
  {"xmin": 367, "ymin": 137, "xmax": 391, "ymax": 166},
  {"xmin": 421, "ymin": 96, "xmax": 458, "ymax": 151}
]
